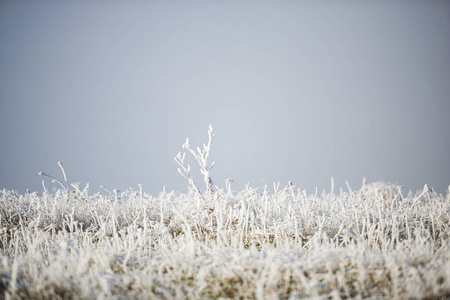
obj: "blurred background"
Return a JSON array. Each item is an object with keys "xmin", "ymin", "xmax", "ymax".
[{"xmin": 1, "ymin": 1, "xmax": 449, "ymax": 195}]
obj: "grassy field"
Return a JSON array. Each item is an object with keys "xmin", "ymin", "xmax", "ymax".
[
  {"xmin": 1, "ymin": 180, "xmax": 449, "ymax": 299},
  {"xmin": 1, "ymin": 128, "xmax": 449, "ymax": 298}
]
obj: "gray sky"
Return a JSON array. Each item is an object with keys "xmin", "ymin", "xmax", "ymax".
[{"xmin": 1, "ymin": 1, "xmax": 449, "ymax": 195}]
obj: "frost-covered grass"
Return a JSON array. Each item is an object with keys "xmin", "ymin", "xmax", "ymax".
[
  {"xmin": 1, "ymin": 127, "xmax": 449, "ymax": 299},
  {"xmin": 1, "ymin": 181, "xmax": 449, "ymax": 299}
]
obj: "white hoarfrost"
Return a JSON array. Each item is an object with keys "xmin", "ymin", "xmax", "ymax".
[{"xmin": 0, "ymin": 127, "xmax": 449, "ymax": 299}]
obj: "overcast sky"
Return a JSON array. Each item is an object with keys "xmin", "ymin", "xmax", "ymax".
[{"xmin": 1, "ymin": 1, "xmax": 449, "ymax": 195}]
